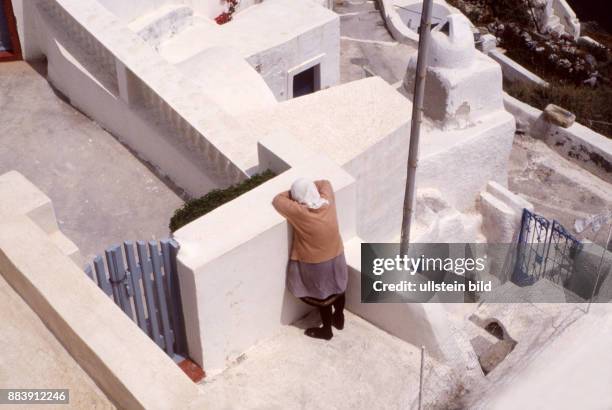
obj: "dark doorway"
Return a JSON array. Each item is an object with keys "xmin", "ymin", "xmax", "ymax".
[
  {"xmin": 292, "ymin": 64, "xmax": 320, "ymax": 98},
  {"xmin": 0, "ymin": 0, "xmax": 22, "ymax": 62}
]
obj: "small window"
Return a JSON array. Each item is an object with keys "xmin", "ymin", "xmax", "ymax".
[{"xmin": 292, "ymin": 64, "xmax": 320, "ymax": 98}]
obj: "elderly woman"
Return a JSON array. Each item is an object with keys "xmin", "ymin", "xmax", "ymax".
[{"xmin": 273, "ymin": 178, "xmax": 348, "ymax": 340}]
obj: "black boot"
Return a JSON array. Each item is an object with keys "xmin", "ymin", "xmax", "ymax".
[
  {"xmin": 305, "ymin": 305, "xmax": 333, "ymax": 340},
  {"xmin": 332, "ymin": 293, "xmax": 345, "ymax": 330}
]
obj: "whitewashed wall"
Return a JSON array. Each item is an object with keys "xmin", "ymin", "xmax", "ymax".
[
  {"xmin": 342, "ymin": 110, "xmax": 515, "ymax": 242},
  {"xmin": 174, "ymin": 134, "xmax": 357, "ymax": 374},
  {"xmin": 243, "ymin": 3, "xmax": 340, "ymax": 101}
]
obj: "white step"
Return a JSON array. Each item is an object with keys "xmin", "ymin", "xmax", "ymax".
[{"xmin": 128, "ymin": 4, "xmax": 194, "ymax": 48}]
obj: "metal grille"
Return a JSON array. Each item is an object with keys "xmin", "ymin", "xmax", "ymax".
[{"xmin": 513, "ymin": 209, "xmax": 582, "ymax": 287}]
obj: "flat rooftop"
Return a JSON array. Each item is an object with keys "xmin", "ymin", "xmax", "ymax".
[
  {"xmin": 158, "ymin": 0, "xmax": 338, "ymax": 64},
  {"xmin": 239, "ymin": 76, "xmax": 413, "ymax": 168}
]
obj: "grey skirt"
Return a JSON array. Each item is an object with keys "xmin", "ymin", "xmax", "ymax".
[{"xmin": 286, "ymin": 253, "xmax": 348, "ymax": 299}]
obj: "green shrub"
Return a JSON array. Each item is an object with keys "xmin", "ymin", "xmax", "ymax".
[
  {"xmin": 169, "ymin": 170, "xmax": 276, "ymax": 232},
  {"xmin": 505, "ymin": 80, "xmax": 612, "ymax": 138}
]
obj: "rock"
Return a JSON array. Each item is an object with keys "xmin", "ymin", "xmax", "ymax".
[
  {"xmin": 543, "ymin": 104, "xmax": 576, "ymax": 128},
  {"xmin": 478, "ymin": 33, "xmax": 497, "ymax": 53},
  {"xmin": 520, "ymin": 31, "xmax": 530, "ymax": 40},
  {"xmin": 583, "ymin": 76, "xmax": 597, "ymax": 87},
  {"xmin": 557, "ymin": 58, "xmax": 571, "ymax": 69},
  {"xmin": 577, "ymin": 35, "xmax": 604, "ymax": 49}
]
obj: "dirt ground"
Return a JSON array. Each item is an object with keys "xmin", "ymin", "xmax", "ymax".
[{"xmin": 508, "ymin": 133, "xmax": 612, "ymax": 247}]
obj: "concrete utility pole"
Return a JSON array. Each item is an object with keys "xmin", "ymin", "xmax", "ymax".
[
  {"xmin": 418, "ymin": 345, "xmax": 426, "ymax": 410},
  {"xmin": 400, "ymin": 0, "xmax": 434, "ymax": 256}
]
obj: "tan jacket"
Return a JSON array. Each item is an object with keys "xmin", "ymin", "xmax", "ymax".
[{"xmin": 272, "ymin": 180, "xmax": 344, "ymax": 263}]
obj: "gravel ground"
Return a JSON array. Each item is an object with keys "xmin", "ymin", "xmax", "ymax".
[{"xmin": 337, "ymin": 0, "xmax": 416, "ymax": 84}]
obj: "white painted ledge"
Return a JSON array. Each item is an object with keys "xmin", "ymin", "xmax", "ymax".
[
  {"xmin": 173, "ymin": 133, "xmax": 357, "ymax": 374},
  {"xmin": 488, "ymin": 49, "xmax": 548, "ymax": 87},
  {"xmin": 379, "ymin": 0, "xmax": 419, "ymax": 46}
]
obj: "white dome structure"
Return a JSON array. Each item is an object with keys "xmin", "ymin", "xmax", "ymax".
[
  {"xmin": 404, "ymin": 13, "xmax": 503, "ymax": 128},
  {"xmin": 428, "ymin": 13, "xmax": 475, "ymax": 69}
]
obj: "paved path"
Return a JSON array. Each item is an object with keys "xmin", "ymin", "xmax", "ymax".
[
  {"xmin": 337, "ymin": 0, "xmax": 416, "ymax": 84},
  {"xmin": 0, "ymin": 62, "xmax": 183, "ymax": 264},
  {"xmin": 198, "ymin": 310, "xmax": 458, "ymax": 409},
  {"xmin": 0, "ymin": 274, "xmax": 113, "ymax": 408}
]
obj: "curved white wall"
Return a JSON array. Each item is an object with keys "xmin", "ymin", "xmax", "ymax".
[
  {"xmin": 396, "ymin": 1, "xmax": 452, "ymax": 31},
  {"xmin": 96, "ymin": 0, "xmax": 261, "ymax": 22},
  {"xmin": 97, "ymin": 0, "xmax": 174, "ymax": 22},
  {"xmin": 188, "ymin": 0, "xmax": 261, "ymax": 20}
]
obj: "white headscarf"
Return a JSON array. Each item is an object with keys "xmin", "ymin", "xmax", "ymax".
[{"xmin": 290, "ymin": 178, "xmax": 329, "ymax": 210}]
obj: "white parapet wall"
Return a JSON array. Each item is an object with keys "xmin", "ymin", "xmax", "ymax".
[
  {"xmin": 488, "ymin": 49, "xmax": 549, "ymax": 87},
  {"xmin": 173, "ymin": 134, "xmax": 357, "ymax": 374},
  {"xmin": 379, "ymin": 0, "xmax": 461, "ymax": 46}
]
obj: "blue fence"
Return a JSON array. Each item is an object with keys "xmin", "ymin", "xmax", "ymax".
[
  {"xmin": 513, "ymin": 209, "xmax": 582, "ymax": 286},
  {"xmin": 85, "ymin": 239, "xmax": 186, "ymax": 358}
]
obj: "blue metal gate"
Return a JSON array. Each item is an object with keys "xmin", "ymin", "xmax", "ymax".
[
  {"xmin": 84, "ymin": 239, "xmax": 187, "ymax": 359},
  {"xmin": 513, "ymin": 209, "xmax": 582, "ymax": 286}
]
